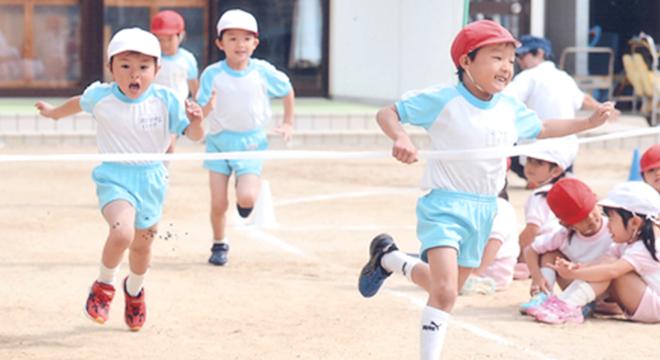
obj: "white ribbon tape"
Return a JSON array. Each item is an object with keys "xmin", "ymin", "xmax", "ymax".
[{"xmin": 0, "ymin": 127, "xmax": 658, "ymax": 163}]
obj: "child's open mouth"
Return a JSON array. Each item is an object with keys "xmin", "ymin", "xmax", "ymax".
[{"xmin": 129, "ymin": 82, "xmax": 140, "ymax": 91}]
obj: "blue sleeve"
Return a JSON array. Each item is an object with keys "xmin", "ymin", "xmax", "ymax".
[
  {"xmin": 255, "ymin": 59, "xmax": 292, "ymax": 98},
  {"xmin": 154, "ymin": 86, "xmax": 189, "ymax": 136},
  {"xmin": 79, "ymin": 81, "xmax": 112, "ymax": 113},
  {"xmin": 501, "ymin": 94, "xmax": 542, "ymax": 140},
  {"xmin": 395, "ymin": 85, "xmax": 456, "ymax": 129},
  {"xmin": 183, "ymin": 50, "xmax": 198, "ymax": 80},
  {"xmin": 196, "ymin": 63, "xmax": 221, "ymax": 106}
]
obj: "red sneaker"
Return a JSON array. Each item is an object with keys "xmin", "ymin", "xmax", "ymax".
[
  {"xmin": 123, "ymin": 278, "xmax": 146, "ymax": 331},
  {"xmin": 85, "ymin": 281, "xmax": 115, "ymax": 324}
]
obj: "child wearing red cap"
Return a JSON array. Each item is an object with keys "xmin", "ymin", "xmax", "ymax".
[
  {"xmin": 519, "ymin": 178, "xmax": 612, "ymax": 317},
  {"xmin": 515, "ymin": 138, "xmax": 578, "ymax": 279},
  {"xmin": 151, "ymin": 10, "xmax": 200, "ymax": 157},
  {"xmin": 357, "ymin": 19, "xmax": 616, "ymax": 358},
  {"xmin": 641, "ymin": 144, "xmax": 660, "ymax": 193},
  {"xmin": 535, "ymin": 181, "xmax": 660, "ymax": 324}
]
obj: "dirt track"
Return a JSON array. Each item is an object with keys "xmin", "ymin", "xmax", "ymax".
[{"xmin": 0, "ymin": 145, "xmax": 658, "ymax": 360}]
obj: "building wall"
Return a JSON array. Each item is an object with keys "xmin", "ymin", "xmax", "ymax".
[{"xmin": 329, "ymin": 0, "xmax": 463, "ymax": 103}]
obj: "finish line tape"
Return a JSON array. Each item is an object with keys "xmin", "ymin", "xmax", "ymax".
[{"xmin": 1, "ymin": 127, "xmax": 659, "ymax": 163}]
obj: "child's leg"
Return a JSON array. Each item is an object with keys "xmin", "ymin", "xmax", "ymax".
[
  {"xmin": 100, "ymin": 200, "xmax": 136, "ymax": 275},
  {"xmin": 608, "ymin": 272, "xmax": 648, "ymax": 317},
  {"xmin": 421, "ymin": 247, "xmax": 459, "ymax": 360},
  {"xmin": 235, "ymin": 173, "xmax": 260, "ymax": 217},
  {"xmin": 209, "ymin": 171, "xmax": 230, "ymax": 240},
  {"xmin": 125, "ymin": 225, "xmax": 157, "ymax": 295}
]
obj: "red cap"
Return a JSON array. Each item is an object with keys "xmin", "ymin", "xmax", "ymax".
[
  {"xmin": 450, "ymin": 20, "xmax": 520, "ymax": 68},
  {"xmin": 151, "ymin": 10, "xmax": 185, "ymax": 35},
  {"xmin": 641, "ymin": 144, "xmax": 660, "ymax": 172},
  {"xmin": 547, "ymin": 178, "xmax": 598, "ymax": 225}
]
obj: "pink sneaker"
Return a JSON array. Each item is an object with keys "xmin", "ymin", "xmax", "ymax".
[{"xmin": 534, "ymin": 296, "xmax": 584, "ymax": 324}]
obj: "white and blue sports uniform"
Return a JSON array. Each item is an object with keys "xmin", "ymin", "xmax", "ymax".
[
  {"xmin": 196, "ymin": 59, "xmax": 292, "ymax": 176},
  {"xmin": 395, "ymin": 82, "xmax": 542, "ymax": 266},
  {"xmin": 80, "ymin": 82, "xmax": 190, "ymax": 229},
  {"xmin": 153, "ymin": 48, "xmax": 198, "ymax": 102}
]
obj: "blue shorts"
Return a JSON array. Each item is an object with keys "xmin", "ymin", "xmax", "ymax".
[
  {"xmin": 204, "ymin": 129, "xmax": 268, "ymax": 176},
  {"xmin": 416, "ymin": 189, "xmax": 497, "ymax": 268},
  {"xmin": 92, "ymin": 162, "xmax": 168, "ymax": 229}
]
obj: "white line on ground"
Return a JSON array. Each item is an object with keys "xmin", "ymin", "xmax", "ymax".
[
  {"xmin": 242, "ymin": 189, "xmax": 556, "ymax": 359},
  {"xmin": 387, "ymin": 291, "xmax": 556, "ymax": 360}
]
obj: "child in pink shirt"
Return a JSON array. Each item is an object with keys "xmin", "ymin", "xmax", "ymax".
[
  {"xmin": 534, "ymin": 181, "xmax": 660, "ymax": 324},
  {"xmin": 520, "ymin": 178, "xmax": 612, "ymax": 315}
]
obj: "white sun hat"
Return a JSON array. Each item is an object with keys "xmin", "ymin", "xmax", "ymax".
[
  {"xmin": 107, "ymin": 27, "xmax": 161, "ymax": 63},
  {"xmin": 519, "ymin": 137, "xmax": 579, "ymax": 171},
  {"xmin": 216, "ymin": 9, "xmax": 258, "ymax": 36},
  {"xmin": 599, "ymin": 181, "xmax": 660, "ymax": 218}
]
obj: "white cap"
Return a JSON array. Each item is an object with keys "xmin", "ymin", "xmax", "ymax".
[
  {"xmin": 107, "ymin": 28, "xmax": 161, "ymax": 63},
  {"xmin": 599, "ymin": 181, "xmax": 660, "ymax": 218},
  {"xmin": 520, "ymin": 137, "xmax": 578, "ymax": 171},
  {"xmin": 216, "ymin": 9, "xmax": 258, "ymax": 37}
]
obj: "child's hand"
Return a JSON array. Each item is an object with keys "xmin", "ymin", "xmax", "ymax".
[
  {"xmin": 35, "ymin": 101, "xmax": 56, "ymax": 119},
  {"xmin": 588, "ymin": 101, "xmax": 617, "ymax": 128},
  {"xmin": 530, "ymin": 276, "xmax": 551, "ymax": 295},
  {"xmin": 392, "ymin": 136, "xmax": 418, "ymax": 164},
  {"xmin": 548, "ymin": 258, "xmax": 579, "ymax": 279},
  {"xmin": 185, "ymin": 99, "xmax": 203, "ymax": 124},
  {"xmin": 274, "ymin": 122, "xmax": 293, "ymax": 142}
]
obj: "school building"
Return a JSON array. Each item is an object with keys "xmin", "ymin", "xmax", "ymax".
[{"xmin": 1, "ymin": 0, "xmax": 659, "ymax": 103}]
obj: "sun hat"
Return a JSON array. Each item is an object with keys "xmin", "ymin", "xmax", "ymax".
[
  {"xmin": 519, "ymin": 138, "xmax": 579, "ymax": 171},
  {"xmin": 515, "ymin": 35, "xmax": 553, "ymax": 57},
  {"xmin": 151, "ymin": 10, "xmax": 185, "ymax": 35},
  {"xmin": 547, "ymin": 178, "xmax": 598, "ymax": 225},
  {"xmin": 599, "ymin": 181, "xmax": 660, "ymax": 218},
  {"xmin": 107, "ymin": 28, "xmax": 161, "ymax": 63},
  {"xmin": 640, "ymin": 144, "xmax": 660, "ymax": 172},
  {"xmin": 216, "ymin": 9, "xmax": 258, "ymax": 37},
  {"xmin": 450, "ymin": 20, "xmax": 520, "ymax": 68}
]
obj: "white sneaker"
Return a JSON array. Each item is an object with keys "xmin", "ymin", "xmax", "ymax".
[{"xmin": 460, "ymin": 275, "xmax": 496, "ymax": 295}]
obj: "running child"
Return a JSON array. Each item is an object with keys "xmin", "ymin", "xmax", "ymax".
[
  {"xmin": 534, "ymin": 181, "xmax": 660, "ymax": 324},
  {"xmin": 357, "ymin": 20, "xmax": 615, "ymax": 359},
  {"xmin": 151, "ymin": 10, "xmax": 200, "ymax": 156},
  {"xmin": 515, "ymin": 139, "xmax": 577, "ymax": 279},
  {"xmin": 520, "ymin": 178, "xmax": 612, "ymax": 315},
  {"xmin": 197, "ymin": 9, "xmax": 295, "ymax": 266},
  {"xmin": 35, "ymin": 28, "xmax": 205, "ymax": 331},
  {"xmin": 641, "ymin": 144, "xmax": 660, "ymax": 193}
]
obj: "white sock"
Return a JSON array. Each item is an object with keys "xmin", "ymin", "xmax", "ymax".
[
  {"xmin": 97, "ymin": 263, "xmax": 119, "ymax": 285},
  {"xmin": 420, "ymin": 306, "xmax": 450, "ymax": 360},
  {"xmin": 559, "ymin": 280, "xmax": 596, "ymax": 307},
  {"xmin": 126, "ymin": 271, "xmax": 147, "ymax": 297},
  {"xmin": 214, "ymin": 237, "xmax": 228, "ymax": 244},
  {"xmin": 540, "ymin": 267, "xmax": 557, "ymax": 292},
  {"xmin": 381, "ymin": 250, "xmax": 422, "ymax": 282}
]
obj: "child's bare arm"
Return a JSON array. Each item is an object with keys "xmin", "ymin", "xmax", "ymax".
[
  {"xmin": 183, "ymin": 100, "xmax": 205, "ymax": 141},
  {"xmin": 201, "ymin": 90, "xmax": 216, "ymax": 117},
  {"xmin": 188, "ymin": 79, "xmax": 199, "ymax": 100},
  {"xmin": 549, "ymin": 257, "xmax": 634, "ymax": 282},
  {"xmin": 274, "ymin": 89, "xmax": 295, "ymax": 142},
  {"xmin": 518, "ymin": 223, "xmax": 539, "ymax": 253},
  {"xmin": 376, "ymin": 105, "xmax": 418, "ymax": 164},
  {"xmin": 35, "ymin": 96, "xmax": 82, "ymax": 120},
  {"xmin": 524, "ymin": 245, "xmax": 550, "ymax": 294},
  {"xmin": 537, "ymin": 101, "xmax": 617, "ymax": 139}
]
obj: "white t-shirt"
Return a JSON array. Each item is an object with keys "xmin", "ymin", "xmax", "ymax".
[
  {"xmin": 490, "ymin": 197, "xmax": 520, "ymax": 259},
  {"xmin": 153, "ymin": 48, "xmax": 198, "ymax": 102},
  {"xmin": 523, "ymin": 183, "xmax": 562, "ymax": 241},
  {"xmin": 80, "ymin": 82, "xmax": 190, "ymax": 164},
  {"xmin": 395, "ymin": 82, "xmax": 542, "ymax": 195},
  {"xmin": 196, "ymin": 59, "xmax": 292, "ymax": 134},
  {"xmin": 505, "ymin": 61, "xmax": 585, "ymax": 120},
  {"xmin": 531, "ymin": 217, "xmax": 612, "ymax": 263},
  {"xmin": 609, "ymin": 240, "xmax": 660, "ymax": 294}
]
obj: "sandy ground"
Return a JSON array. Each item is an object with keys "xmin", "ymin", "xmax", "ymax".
[{"xmin": 0, "ymin": 145, "xmax": 658, "ymax": 360}]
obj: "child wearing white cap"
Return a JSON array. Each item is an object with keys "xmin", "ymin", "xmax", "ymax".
[
  {"xmin": 535, "ymin": 181, "xmax": 660, "ymax": 324},
  {"xmin": 514, "ymin": 138, "xmax": 579, "ymax": 280},
  {"xmin": 35, "ymin": 27, "xmax": 205, "ymax": 331},
  {"xmin": 197, "ymin": 9, "xmax": 295, "ymax": 266}
]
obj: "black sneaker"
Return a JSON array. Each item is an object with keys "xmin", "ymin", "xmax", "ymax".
[
  {"xmin": 358, "ymin": 233, "xmax": 398, "ymax": 297},
  {"xmin": 208, "ymin": 243, "xmax": 230, "ymax": 266}
]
